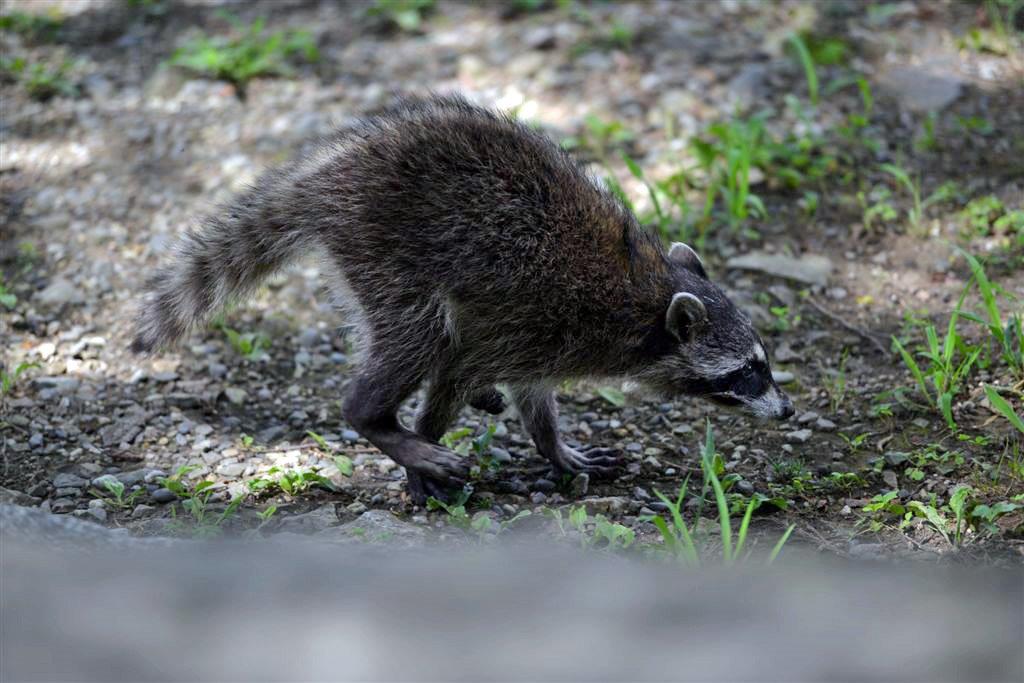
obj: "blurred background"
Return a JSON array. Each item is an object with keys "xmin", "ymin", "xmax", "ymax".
[{"xmin": 2, "ymin": 1, "xmax": 1024, "ymax": 656}]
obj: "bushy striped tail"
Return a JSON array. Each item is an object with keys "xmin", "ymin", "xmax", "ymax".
[{"xmin": 131, "ymin": 182, "xmax": 312, "ymax": 353}]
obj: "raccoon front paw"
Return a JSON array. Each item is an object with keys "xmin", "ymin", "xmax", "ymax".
[
  {"xmin": 551, "ymin": 445, "xmax": 623, "ymax": 479},
  {"xmin": 403, "ymin": 444, "xmax": 470, "ymax": 505},
  {"xmin": 469, "ymin": 388, "xmax": 507, "ymax": 415}
]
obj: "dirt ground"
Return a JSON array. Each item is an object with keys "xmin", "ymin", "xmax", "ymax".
[{"xmin": 2, "ymin": 0, "xmax": 1022, "ymax": 564}]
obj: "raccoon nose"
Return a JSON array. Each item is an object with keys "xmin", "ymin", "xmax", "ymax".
[{"xmin": 778, "ymin": 398, "xmax": 795, "ymax": 420}]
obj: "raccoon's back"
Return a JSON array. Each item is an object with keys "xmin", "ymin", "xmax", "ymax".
[{"xmin": 309, "ymin": 96, "xmax": 632, "ymax": 291}]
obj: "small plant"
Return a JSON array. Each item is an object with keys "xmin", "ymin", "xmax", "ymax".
[
  {"xmin": 985, "ymin": 385, "xmax": 1024, "ymax": 435},
  {"xmin": 90, "ymin": 478, "xmax": 144, "ymax": 510},
  {"xmin": 596, "ymin": 386, "xmax": 626, "ymax": 408},
  {"xmin": 0, "ymin": 280, "xmax": 17, "ymax": 310},
  {"xmin": 426, "ymin": 487, "xmax": 472, "ymax": 529},
  {"xmin": 958, "ymin": 249, "xmax": 1023, "ymax": 378},
  {"xmin": 440, "ymin": 424, "xmax": 498, "ymax": 474},
  {"xmin": 562, "ymin": 114, "xmax": 633, "ymax": 160},
  {"xmin": 1, "ymin": 56, "xmax": 78, "ymax": 100},
  {"xmin": 1, "ymin": 361, "xmax": 39, "ymax": 396},
  {"xmin": 647, "ymin": 421, "xmax": 794, "ymax": 566},
  {"xmin": 0, "ymin": 10, "xmax": 63, "ymax": 42},
  {"xmin": 892, "ymin": 285, "xmax": 981, "ymax": 430},
  {"xmin": 819, "ymin": 348, "xmax": 849, "ymax": 413},
  {"xmin": 306, "ymin": 430, "xmax": 355, "ymax": 476},
  {"xmin": 692, "ymin": 117, "xmax": 767, "ymax": 232},
  {"xmin": 169, "ymin": 14, "xmax": 318, "ymax": 95},
  {"xmin": 247, "ymin": 465, "xmax": 338, "ymax": 497},
  {"xmin": 366, "ymin": 0, "xmax": 435, "ymax": 33},
  {"xmin": 857, "ymin": 185, "xmax": 898, "ymax": 233},
  {"xmin": 220, "ymin": 323, "xmax": 270, "ymax": 360},
  {"xmin": 786, "ymin": 33, "xmax": 820, "ymax": 105},
  {"xmin": 161, "ymin": 465, "xmax": 243, "ymax": 537},
  {"xmin": 551, "ymin": 505, "xmax": 636, "ymax": 550},
  {"xmin": 914, "ymin": 112, "xmax": 940, "ymax": 152}
]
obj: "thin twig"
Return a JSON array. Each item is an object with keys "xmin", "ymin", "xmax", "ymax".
[{"xmin": 805, "ymin": 297, "xmax": 889, "ymax": 355}]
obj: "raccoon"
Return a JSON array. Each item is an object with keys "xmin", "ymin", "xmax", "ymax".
[{"xmin": 133, "ymin": 94, "xmax": 793, "ymax": 502}]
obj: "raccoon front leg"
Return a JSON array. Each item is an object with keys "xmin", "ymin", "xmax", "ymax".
[
  {"xmin": 512, "ymin": 384, "xmax": 622, "ymax": 479},
  {"xmin": 343, "ymin": 363, "xmax": 469, "ymax": 504}
]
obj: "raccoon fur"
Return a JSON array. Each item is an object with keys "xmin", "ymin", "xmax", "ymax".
[{"xmin": 133, "ymin": 94, "xmax": 793, "ymax": 502}]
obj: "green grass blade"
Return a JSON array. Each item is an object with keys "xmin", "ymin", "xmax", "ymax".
[
  {"xmin": 985, "ymin": 385, "xmax": 1024, "ymax": 434},
  {"xmin": 893, "ymin": 336, "xmax": 932, "ymax": 406},
  {"xmin": 787, "ymin": 34, "xmax": 818, "ymax": 104},
  {"xmin": 734, "ymin": 497, "xmax": 757, "ymax": 559},
  {"xmin": 767, "ymin": 524, "xmax": 795, "ymax": 564}
]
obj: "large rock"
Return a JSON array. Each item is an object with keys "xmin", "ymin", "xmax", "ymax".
[
  {"xmin": 879, "ymin": 64, "xmax": 962, "ymax": 113},
  {"xmin": 726, "ymin": 251, "xmax": 833, "ymax": 286},
  {"xmin": 316, "ymin": 510, "xmax": 427, "ymax": 547}
]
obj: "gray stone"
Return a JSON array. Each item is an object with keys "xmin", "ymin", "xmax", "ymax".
[
  {"xmin": 151, "ymin": 488, "xmax": 177, "ymax": 504},
  {"xmin": 51, "ymin": 498, "xmax": 77, "ymax": 514},
  {"xmin": 584, "ymin": 496, "xmax": 628, "ymax": 514},
  {"xmin": 489, "ymin": 447, "xmax": 512, "ymax": 464},
  {"xmin": 224, "ymin": 387, "xmax": 248, "ymax": 406},
  {"xmin": 532, "ymin": 478, "xmax": 556, "ymax": 493},
  {"xmin": 879, "ymin": 65, "xmax": 962, "ymax": 113},
  {"xmin": 37, "ymin": 278, "xmax": 85, "ymax": 306},
  {"xmin": 115, "ymin": 469, "xmax": 156, "ymax": 487},
  {"xmin": 92, "ymin": 474, "xmax": 120, "ymax": 489},
  {"xmin": 317, "ymin": 509, "xmax": 427, "ymax": 547},
  {"xmin": 0, "ymin": 486, "xmax": 40, "ymax": 506},
  {"xmin": 815, "ymin": 418, "xmax": 837, "ymax": 432},
  {"xmin": 28, "ymin": 433, "xmax": 43, "ymax": 448},
  {"xmin": 772, "ymin": 371, "xmax": 795, "ymax": 384},
  {"xmin": 785, "ymin": 429, "xmax": 813, "ymax": 444},
  {"xmin": 726, "ymin": 251, "xmax": 833, "ymax": 286},
  {"xmin": 87, "ymin": 506, "xmax": 107, "ymax": 523},
  {"xmin": 131, "ymin": 504, "xmax": 156, "ymax": 518},
  {"xmin": 215, "ymin": 462, "xmax": 246, "ymax": 478},
  {"xmin": 53, "ymin": 473, "xmax": 88, "ymax": 489},
  {"xmin": 276, "ymin": 504, "xmax": 339, "ymax": 534}
]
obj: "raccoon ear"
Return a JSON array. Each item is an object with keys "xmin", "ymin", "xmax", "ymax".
[
  {"xmin": 665, "ymin": 292, "xmax": 708, "ymax": 342},
  {"xmin": 668, "ymin": 242, "xmax": 707, "ymax": 278}
]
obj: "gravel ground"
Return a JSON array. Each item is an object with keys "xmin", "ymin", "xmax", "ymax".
[{"xmin": 2, "ymin": 0, "xmax": 1022, "ymax": 563}]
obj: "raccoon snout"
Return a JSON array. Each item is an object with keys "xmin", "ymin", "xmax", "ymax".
[{"xmin": 776, "ymin": 395, "xmax": 795, "ymax": 420}]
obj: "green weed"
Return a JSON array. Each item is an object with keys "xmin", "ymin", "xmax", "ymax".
[
  {"xmin": 550, "ymin": 505, "xmax": 636, "ymax": 551},
  {"xmin": 161, "ymin": 465, "xmax": 243, "ymax": 537},
  {"xmin": 892, "ymin": 285, "xmax": 981, "ymax": 430},
  {"xmin": 958, "ymin": 249, "xmax": 1023, "ymax": 378},
  {"xmin": 562, "ymin": 114, "xmax": 633, "ymax": 160},
  {"xmin": 0, "ymin": 280, "xmax": 17, "ymax": 310},
  {"xmin": 219, "ymin": 323, "xmax": 270, "ymax": 360},
  {"xmin": 596, "ymin": 386, "xmax": 626, "ymax": 408},
  {"xmin": 90, "ymin": 478, "xmax": 144, "ymax": 510},
  {"xmin": 1, "ymin": 361, "xmax": 39, "ymax": 396},
  {"xmin": 819, "ymin": 348, "xmax": 849, "ymax": 413},
  {"xmin": 0, "ymin": 10, "xmax": 63, "ymax": 42},
  {"xmin": 169, "ymin": 14, "xmax": 318, "ymax": 94},
  {"xmin": 692, "ymin": 117, "xmax": 767, "ymax": 232},
  {"xmin": 366, "ymin": 0, "xmax": 435, "ymax": 32},
  {"xmin": 786, "ymin": 33, "xmax": 819, "ymax": 105},
  {"xmin": 985, "ymin": 385, "xmax": 1024, "ymax": 435},
  {"xmin": 1, "ymin": 56, "xmax": 77, "ymax": 100},
  {"xmin": 306, "ymin": 430, "xmax": 355, "ymax": 476},
  {"xmin": 647, "ymin": 421, "xmax": 794, "ymax": 566}
]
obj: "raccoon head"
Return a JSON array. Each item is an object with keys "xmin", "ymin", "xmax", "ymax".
[{"xmin": 638, "ymin": 242, "xmax": 794, "ymax": 420}]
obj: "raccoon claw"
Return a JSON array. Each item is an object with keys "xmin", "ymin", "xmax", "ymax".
[
  {"xmin": 469, "ymin": 388, "xmax": 507, "ymax": 415},
  {"xmin": 552, "ymin": 445, "xmax": 623, "ymax": 479},
  {"xmin": 406, "ymin": 470, "xmax": 461, "ymax": 505},
  {"xmin": 404, "ymin": 444, "xmax": 469, "ymax": 505}
]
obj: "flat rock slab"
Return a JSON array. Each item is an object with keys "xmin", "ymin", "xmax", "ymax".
[
  {"xmin": 879, "ymin": 64, "xmax": 963, "ymax": 113},
  {"xmin": 726, "ymin": 251, "xmax": 833, "ymax": 286}
]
